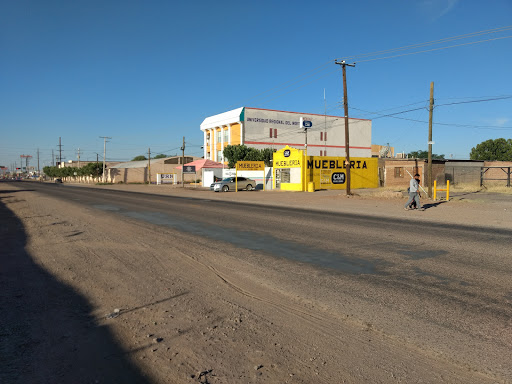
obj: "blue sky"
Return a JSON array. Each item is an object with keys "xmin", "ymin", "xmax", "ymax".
[{"xmin": 1, "ymin": 0, "xmax": 511, "ymax": 169}]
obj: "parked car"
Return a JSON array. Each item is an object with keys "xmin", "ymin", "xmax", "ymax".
[
  {"xmin": 54, "ymin": 178, "xmax": 63, "ymax": 183},
  {"xmin": 212, "ymin": 177, "xmax": 256, "ymax": 192}
]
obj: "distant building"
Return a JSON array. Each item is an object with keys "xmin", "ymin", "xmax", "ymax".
[
  {"xmin": 200, "ymin": 107, "xmax": 372, "ymax": 162},
  {"xmin": 108, "ymin": 156, "xmax": 200, "ymax": 183},
  {"xmin": 371, "ymin": 144, "xmax": 395, "ymax": 158}
]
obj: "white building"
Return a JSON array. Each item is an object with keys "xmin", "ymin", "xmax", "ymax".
[{"xmin": 200, "ymin": 107, "xmax": 372, "ymax": 162}]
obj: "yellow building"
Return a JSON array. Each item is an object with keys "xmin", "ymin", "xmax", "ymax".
[{"xmin": 273, "ymin": 146, "xmax": 378, "ymax": 191}]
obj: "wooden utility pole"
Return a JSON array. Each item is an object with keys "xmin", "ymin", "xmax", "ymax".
[
  {"xmin": 96, "ymin": 153, "xmax": 99, "ymax": 179},
  {"xmin": 58, "ymin": 137, "xmax": 62, "ymax": 165},
  {"xmin": 148, "ymin": 148, "xmax": 151, "ymax": 184},
  {"xmin": 428, "ymin": 82, "xmax": 434, "ymax": 198},
  {"xmin": 181, "ymin": 136, "xmax": 185, "ymax": 187},
  {"xmin": 335, "ymin": 60, "xmax": 356, "ymax": 195}
]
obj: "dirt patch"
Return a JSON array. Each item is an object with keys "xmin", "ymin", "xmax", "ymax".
[{"xmin": 1, "ymin": 183, "xmax": 509, "ymax": 383}]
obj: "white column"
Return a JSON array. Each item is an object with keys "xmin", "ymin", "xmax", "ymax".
[
  {"xmin": 228, "ymin": 124, "xmax": 231, "ymax": 145},
  {"xmin": 212, "ymin": 128, "xmax": 216, "ymax": 161},
  {"xmin": 221, "ymin": 125, "xmax": 225, "ymax": 163},
  {"xmin": 239, "ymin": 121, "xmax": 244, "ymax": 144},
  {"xmin": 203, "ymin": 130, "xmax": 207, "ymax": 159}
]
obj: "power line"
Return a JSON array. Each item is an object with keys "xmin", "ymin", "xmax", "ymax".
[
  {"xmin": 341, "ymin": 25, "xmax": 512, "ymax": 61},
  {"xmin": 355, "ymin": 35, "xmax": 512, "ymax": 63},
  {"xmin": 351, "ymin": 105, "xmax": 512, "ymax": 130},
  {"xmin": 435, "ymin": 95, "xmax": 512, "ymax": 107}
]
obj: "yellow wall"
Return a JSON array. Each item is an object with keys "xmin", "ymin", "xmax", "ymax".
[
  {"xmin": 230, "ymin": 123, "xmax": 241, "ymax": 145},
  {"xmin": 305, "ymin": 156, "xmax": 378, "ymax": 190},
  {"xmin": 273, "ymin": 146, "xmax": 378, "ymax": 191},
  {"xmin": 273, "ymin": 146, "xmax": 305, "ymax": 191}
]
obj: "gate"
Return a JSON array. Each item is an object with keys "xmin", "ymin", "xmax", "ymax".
[{"xmin": 480, "ymin": 167, "xmax": 511, "ymax": 187}]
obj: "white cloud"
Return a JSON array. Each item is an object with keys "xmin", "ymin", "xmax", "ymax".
[
  {"xmin": 494, "ymin": 118, "xmax": 509, "ymax": 126},
  {"xmin": 420, "ymin": 0, "xmax": 460, "ymax": 20}
]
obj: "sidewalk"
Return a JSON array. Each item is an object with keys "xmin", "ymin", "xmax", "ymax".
[{"xmin": 63, "ymin": 182, "xmax": 512, "ymax": 230}]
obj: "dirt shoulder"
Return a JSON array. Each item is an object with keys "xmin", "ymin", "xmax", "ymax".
[{"xmin": 56, "ymin": 181, "xmax": 512, "ymax": 230}]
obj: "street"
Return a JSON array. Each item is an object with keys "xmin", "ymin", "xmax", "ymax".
[{"xmin": 1, "ymin": 182, "xmax": 511, "ymax": 383}]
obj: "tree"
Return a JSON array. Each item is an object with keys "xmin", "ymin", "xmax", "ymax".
[
  {"xmin": 223, "ymin": 145, "xmax": 275, "ymax": 168},
  {"xmin": 407, "ymin": 150, "xmax": 445, "ymax": 160},
  {"xmin": 131, "ymin": 155, "xmax": 147, "ymax": 161},
  {"xmin": 260, "ymin": 148, "xmax": 276, "ymax": 167},
  {"xmin": 153, "ymin": 154, "xmax": 167, "ymax": 159},
  {"xmin": 470, "ymin": 138, "xmax": 512, "ymax": 161}
]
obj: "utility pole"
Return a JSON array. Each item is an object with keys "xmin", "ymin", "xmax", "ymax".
[
  {"xmin": 324, "ymin": 88, "xmax": 327, "ymax": 155},
  {"xmin": 95, "ymin": 153, "xmax": 100, "ymax": 179},
  {"xmin": 99, "ymin": 136, "xmax": 112, "ymax": 183},
  {"xmin": 428, "ymin": 82, "xmax": 434, "ymax": 198},
  {"xmin": 335, "ymin": 59, "xmax": 356, "ymax": 196},
  {"xmin": 148, "ymin": 148, "xmax": 151, "ymax": 184},
  {"xmin": 52, "ymin": 150, "xmax": 54, "ymax": 166},
  {"xmin": 77, "ymin": 147, "xmax": 81, "ymax": 168},
  {"xmin": 181, "ymin": 136, "xmax": 185, "ymax": 188},
  {"xmin": 303, "ymin": 122, "xmax": 308, "ymax": 155},
  {"xmin": 58, "ymin": 137, "xmax": 63, "ymax": 166},
  {"xmin": 37, "ymin": 148, "xmax": 40, "ymax": 176}
]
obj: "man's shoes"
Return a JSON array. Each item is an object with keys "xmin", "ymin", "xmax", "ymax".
[{"xmin": 404, "ymin": 207, "xmax": 409, "ymax": 211}]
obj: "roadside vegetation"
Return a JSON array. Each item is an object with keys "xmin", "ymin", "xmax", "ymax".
[{"xmin": 43, "ymin": 163, "xmax": 103, "ymax": 179}]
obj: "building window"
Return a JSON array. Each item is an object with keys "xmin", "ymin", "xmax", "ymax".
[
  {"xmin": 320, "ymin": 132, "xmax": 323, "ymax": 141},
  {"xmin": 274, "ymin": 128, "xmax": 277, "ymax": 138},
  {"xmin": 394, "ymin": 167, "xmax": 404, "ymax": 178},
  {"xmin": 269, "ymin": 128, "xmax": 273, "ymax": 138},
  {"xmin": 217, "ymin": 131, "xmax": 222, "ymax": 143},
  {"xmin": 223, "ymin": 129, "xmax": 229, "ymax": 142},
  {"xmin": 217, "ymin": 150, "xmax": 223, "ymax": 161},
  {"xmin": 324, "ymin": 132, "xmax": 327, "ymax": 141}
]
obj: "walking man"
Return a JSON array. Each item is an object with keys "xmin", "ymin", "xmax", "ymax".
[{"xmin": 404, "ymin": 173, "xmax": 423, "ymax": 211}]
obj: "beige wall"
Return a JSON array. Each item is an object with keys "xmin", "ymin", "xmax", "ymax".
[{"xmin": 380, "ymin": 159, "xmax": 424, "ymax": 188}]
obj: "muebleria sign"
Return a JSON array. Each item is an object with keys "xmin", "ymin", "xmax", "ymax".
[{"xmin": 236, "ymin": 161, "xmax": 265, "ymax": 171}]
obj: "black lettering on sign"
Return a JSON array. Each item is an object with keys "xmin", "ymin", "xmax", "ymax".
[
  {"xmin": 362, "ymin": 161, "xmax": 367, "ymax": 169},
  {"xmin": 329, "ymin": 160, "xmax": 335, "ymax": 169},
  {"xmin": 350, "ymin": 161, "xmax": 355, "ymax": 169}
]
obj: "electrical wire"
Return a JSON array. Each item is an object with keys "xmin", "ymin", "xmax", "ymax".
[
  {"xmin": 355, "ymin": 35, "xmax": 512, "ymax": 63},
  {"xmin": 340, "ymin": 25, "xmax": 512, "ymax": 61}
]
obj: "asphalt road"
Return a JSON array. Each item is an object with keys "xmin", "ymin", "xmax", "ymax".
[{"xmin": 8, "ymin": 181, "xmax": 512, "ymax": 382}]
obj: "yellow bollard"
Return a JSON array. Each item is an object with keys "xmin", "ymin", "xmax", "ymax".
[
  {"xmin": 446, "ymin": 180, "xmax": 449, "ymax": 201},
  {"xmin": 308, "ymin": 182, "xmax": 315, "ymax": 192},
  {"xmin": 433, "ymin": 180, "xmax": 437, "ymax": 201}
]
